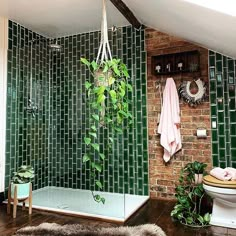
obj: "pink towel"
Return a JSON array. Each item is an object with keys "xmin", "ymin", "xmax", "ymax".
[
  {"xmin": 225, "ymin": 167, "xmax": 236, "ymax": 180},
  {"xmin": 158, "ymin": 78, "xmax": 182, "ymax": 162},
  {"xmin": 210, "ymin": 167, "xmax": 233, "ymax": 181}
]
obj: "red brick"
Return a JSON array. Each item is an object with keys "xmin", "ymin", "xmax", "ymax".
[{"xmin": 146, "ymin": 28, "xmax": 211, "ymax": 200}]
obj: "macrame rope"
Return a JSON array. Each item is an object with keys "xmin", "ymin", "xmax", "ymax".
[{"xmin": 96, "ymin": 0, "xmax": 112, "ymax": 63}]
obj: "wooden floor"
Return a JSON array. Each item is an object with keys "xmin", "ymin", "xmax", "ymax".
[{"xmin": 0, "ymin": 199, "xmax": 236, "ymax": 236}]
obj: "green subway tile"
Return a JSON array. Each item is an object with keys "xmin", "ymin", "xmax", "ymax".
[
  {"xmin": 212, "ymin": 155, "xmax": 219, "ymax": 167},
  {"xmin": 209, "ymin": 56, "xmax": 215, "ymax": 67},
  {"xmin": 219, "ymin": 149, "xmax": 225, "ymax": 160},
  {"xmin": 231, "ymin": 137, "xmax": 236, "ymax": 148},
  {"xmin": 218, "ymin": 111, "xmax": 224, "ymax": 123},
  {"xmin": 212, "ymin": 143, "xmax": 218, "ymax": 155},
  {"xmin": 220, "ymin": 162, "xmax": 226, "ymax": 168},
  {"xmin": 219, "ymin": 136, "xmax": 225, "ymax": 149},
  {"xmin": 230, "ymin": 112, "xmax": 236, "ymax": 122},
  {"xmin": 231, "ymin": 149, "xmax": 236, "ymax": 161}
]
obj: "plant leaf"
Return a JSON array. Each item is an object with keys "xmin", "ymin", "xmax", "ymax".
[
  {"xmin": 103, "ymin": 64, "xmax": 109, "ymax": 73},
  {"xmin": 99, "ymin": 153, "xmax": 105, "ymax": 160},
  {"xmin": 127, "ymin": 83, "xmax": 132, "ymax": 91},
  {"xmin": 92, "ymin": 114, "xmax": 99, "ymax": 121},
  {"xmin": 91, "ymin": 60, "xmax": 98, "ymax": 71},
  {"xmin": 83, "ymin": 154, "xmax": 90, "ymax": 163},
  {"xmin": 119, "ymin": 87, "xmax": 125, "ymax": 97},
  {"xmin": 81, "ymin": 58, "xmax": 90, "ymax": 66},
  {"xmin": 96, "ymin": 181, "xmax": 103, "ymax": 189},
  {"xmin": 89, "ymin": 132, "xmax": 97, "ymax": 138},
  {"xmin": 203, "ymin": 213, "xmax": 211, "ymax": 223},
  {"xmin": 94, "ymin": 163, "xmax": 102, "ymax": 172},
  {"xmin": 91, "ymin": 143, "xmax": 100, "ymax": 151},
  {"xmin": 109, "ymin": 90, "xmax": 117, "ymax": 100},
  {"xmin": 96, "ymin": 86, "xmax": 106, "ymax": 95},
  {"xmin": 109, "ymin": 137, "xmax": 114, "ymax": 143},
  {"xmin": 97, "ymin": 94, "xmax": 106, "ymax": 104},
  {"xmin": 85, "ymin": 81, "xmax": 92, "ymax": 89},
  {"xmin": 113, "ymin": 66, "xmax": 120, "ymax": 76},
  {"xmin": 84, "ymin": 137, "xmax": 91, "ymax": 145},
  {"xmin": 186, "ymin": 216, "xmax": 193, "ymax": 225},
  {"xmin": 91, "ymin": 125, "xmax": 97, "ymax": 131},
  {"xmin": 108, "ymin": 77, "xmax": 115, "ymax": 85},
  {"xmin": 101, "ymin": 197, "xmax": 105, "ymax": 204}
]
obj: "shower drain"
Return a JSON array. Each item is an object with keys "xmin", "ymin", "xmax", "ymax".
[{"xmin": 57, "ymin": 204, "xmax": 69, "ymax": 209}]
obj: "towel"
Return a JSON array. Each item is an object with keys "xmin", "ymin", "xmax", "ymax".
[
  {"xmin": 158, "ymin": 78, "xmax": 182, "ymax": 162},
  {"xmin": 210, "ymin": 167, "xmax": 235, "ymax": 181},
  {"xmin": 225, "ymin": 167, "xmax": 236, "ymax": 180}
]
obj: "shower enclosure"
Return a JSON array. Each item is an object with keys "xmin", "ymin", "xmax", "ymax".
[{"xmin": 5, "ymin": 20, "xmax": 149, "ymax": 222}]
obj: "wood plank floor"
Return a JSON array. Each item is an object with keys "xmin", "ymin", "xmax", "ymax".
[{"xmin": 0, "ymin": 199, "xmax": 236, "ymax": 236}]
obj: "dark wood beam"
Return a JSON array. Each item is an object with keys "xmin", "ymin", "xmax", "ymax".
[{"xmin": 109, "ymin": 0, "xmax": 142, "ymax": 29}]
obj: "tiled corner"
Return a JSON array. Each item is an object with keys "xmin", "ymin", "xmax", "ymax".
[
  {"xmin": 6, "ymin": 21, "xmax": 148, "ymax": 196},
  {"xmin": 209, "ymin": 51, "xmax": 236, "ymax": 168}
]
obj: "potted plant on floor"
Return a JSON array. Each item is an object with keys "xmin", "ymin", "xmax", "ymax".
[
  {"xmin": 81, "ymin": 58, "xmax": 132, "ymax": 204},
  {"xmin": 11, "ymin": 165, "xmax": 35, "ymax": 199},
  {"xmin": 171, "ymin": 161, "xmax": 211, "ymax": 227}
]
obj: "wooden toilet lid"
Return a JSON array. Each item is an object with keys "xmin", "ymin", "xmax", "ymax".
[{"xmin": 203, "ymin": 175, "xmax": 236, "ymax": 188}]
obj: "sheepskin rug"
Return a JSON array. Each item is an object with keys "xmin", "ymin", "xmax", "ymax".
[{"xmin": 15, "ymin": 222, "xmax": 166, "ymax": 236}]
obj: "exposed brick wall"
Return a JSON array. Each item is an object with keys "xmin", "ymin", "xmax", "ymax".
[{"xmin": 146, "ymin": 29, "xmax": 212, "ymax": 199}]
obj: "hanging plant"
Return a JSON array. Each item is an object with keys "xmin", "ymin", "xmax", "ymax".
[{"xmin": 81, "ymin": 57, "xmax": 133, "ymax": 204}]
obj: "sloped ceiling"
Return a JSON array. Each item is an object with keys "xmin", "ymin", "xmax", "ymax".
[
  {"xmin": 0, "ymin": 0, "xmax": 236, "ymax": 58},
  {"xmin": 123, "ymin": 0, "xmax": 236, "ymax": 58}
]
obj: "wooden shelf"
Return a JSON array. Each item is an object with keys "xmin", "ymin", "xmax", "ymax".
[{"xmin": 151, "ymin": 50, "xmax": 200, "ymax": 76}]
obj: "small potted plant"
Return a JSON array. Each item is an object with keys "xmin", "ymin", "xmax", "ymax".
[
  {"xmin": 171, "ymin": 161, "xmax": 211, "ymax": 227},
  {"xmin": 192, "ymin": 161, "xmax": 207, "ymax": 184},
  {"xmin": 11, "ymin": 165, "xmax": 35, "ymax": 199}
]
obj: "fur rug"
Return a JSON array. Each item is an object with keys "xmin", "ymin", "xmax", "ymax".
[{"xmin": 15, "ymin": 222, "xmax": 166, "ymax": 236}]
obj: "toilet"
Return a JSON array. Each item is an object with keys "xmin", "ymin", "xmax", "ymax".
[{"xmin": 203, "ymin": 175, "xmax": 236, "ymax": 228}]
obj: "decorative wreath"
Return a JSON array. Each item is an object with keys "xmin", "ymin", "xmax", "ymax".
[{"xmin": 178, "ymin": 78, "xmax": 206, "ymax": 107}]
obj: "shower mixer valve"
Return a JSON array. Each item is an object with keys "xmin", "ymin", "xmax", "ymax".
[{"xmin": 25, "ymin": 99, "xmax": 38, "ymax": 117}]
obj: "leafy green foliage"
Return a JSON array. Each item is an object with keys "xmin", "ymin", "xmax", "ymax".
[
  {"xmin": 171, "ymin": 161, "xmax": 211, "ymax": 226},
  {"xmin": 81, "ymin": 58, "xmax": 133, "ymax": 204},
  {"xmin": 12, "ymin": 165, "xmax": 35, "ymax": 184}
]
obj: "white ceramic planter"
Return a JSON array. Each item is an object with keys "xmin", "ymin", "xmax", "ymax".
[
  {"xmin": 11, "ymin": 182, "xmax": 30, "ymax": 199},
  {"xmin": 194, "ymin": 174, "xmax": 203, "ymax": 185}
]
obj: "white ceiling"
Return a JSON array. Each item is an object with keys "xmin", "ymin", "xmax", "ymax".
[{"xmin": 0, "ymin": 0, "xmax": 236, "ymax": 58}]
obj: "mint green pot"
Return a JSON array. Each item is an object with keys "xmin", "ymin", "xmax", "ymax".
[{"xmin": 11, "ymin": 182, "xmax": 30, "ymax": 199}]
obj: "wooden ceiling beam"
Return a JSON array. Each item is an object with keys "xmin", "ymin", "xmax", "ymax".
[{"xmin": 109, "ymin": 0, "xmax": 142, "ymax": 29}]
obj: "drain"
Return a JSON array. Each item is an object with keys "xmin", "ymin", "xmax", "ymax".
[{"xmin": 57, "ymin": 204, "xmax": 69, "ymax": 209}]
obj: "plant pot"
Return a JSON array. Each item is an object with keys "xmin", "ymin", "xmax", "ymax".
[
  {"xmin": 194, "ymin": 173, "xmax": 203, "ymax": 184},
  {"xmin": 11, "ymin": 182, "xmax": 31, "ymax": 199},
  {"xmin": 94, "ymin": 69, "xmax": 112, "ymax": 86}
]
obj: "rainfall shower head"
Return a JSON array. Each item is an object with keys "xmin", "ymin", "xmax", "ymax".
[{"xmin": 48, "ymin": 40, "xmax": 62, "ymax": 52}]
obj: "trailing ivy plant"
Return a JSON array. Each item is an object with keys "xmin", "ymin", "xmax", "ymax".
[
  {"xmin": 171, "ymin": 161, "xmax": 211, "ymax": 226},
  {"xmin": 81, "ymin": 58, "xmax": 133, "ymax": 204}
]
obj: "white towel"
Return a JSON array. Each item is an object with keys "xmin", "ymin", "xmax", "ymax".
[{"xmin": 158, "ymin": 78, "xmax": 182, "ymax": 162}]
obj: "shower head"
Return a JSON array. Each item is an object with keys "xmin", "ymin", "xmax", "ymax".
[{"xmin": 48, "ymin": 40, "xmax": 62, "ymax": 52}]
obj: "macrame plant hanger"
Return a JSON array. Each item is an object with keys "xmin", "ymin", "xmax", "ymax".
[{"xmin": 96, "ymin": 0, "xmax": 112, "ymax": 64}]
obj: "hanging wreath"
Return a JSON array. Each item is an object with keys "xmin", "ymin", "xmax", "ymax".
[{"xmin": 178, "ymin": 78, "xmax": 206, "ymax": 107}]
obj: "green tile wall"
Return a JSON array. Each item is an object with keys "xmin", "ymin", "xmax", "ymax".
[
  {"xmin": 6, "ymin": 21, "xmax": 148, "ymax": 196},
  {"xmin": 5, "ymin": 20, "xmax": 50, "ymax": 191},
  {"xmin": 209, "ymin": 51, "xmax": 236, "ymax": 168},
  {"xmin": 50, "ymin": 26, "xmax": 148, "ymax": 195}
]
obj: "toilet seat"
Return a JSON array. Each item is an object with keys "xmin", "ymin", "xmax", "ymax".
[{"xmin": 203, "ymin": 175, "xmax": 236, "ymax": 188}]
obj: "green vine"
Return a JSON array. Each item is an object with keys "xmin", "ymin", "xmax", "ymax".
[{"xmin": 81, "ymin": 58, "xmax": 133, "ymax": 204}]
